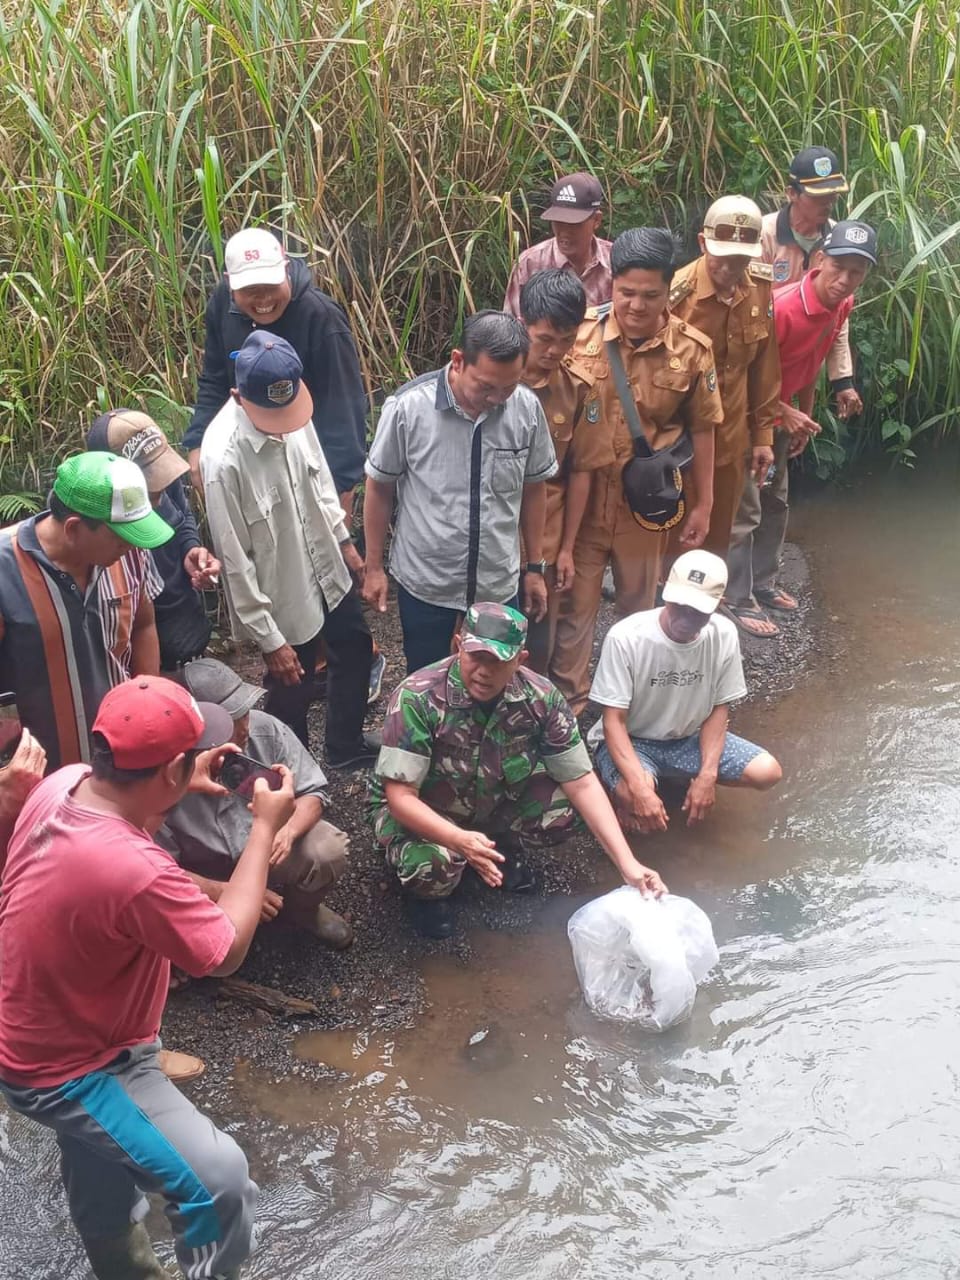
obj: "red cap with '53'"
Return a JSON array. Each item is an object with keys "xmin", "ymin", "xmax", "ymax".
[{"xmin": 92, "ymin": 677, "xmax": 233, "ymax": 769}]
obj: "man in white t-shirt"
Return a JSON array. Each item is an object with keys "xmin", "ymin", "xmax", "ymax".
[{"xmin": 589, "ymin": 550, "xmax": 781, "ymax": 832}]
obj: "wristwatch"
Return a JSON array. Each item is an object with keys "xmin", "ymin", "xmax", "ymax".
[{"xmin": 525, "ymin": 560, "xmax": 547, "ymax": 575}]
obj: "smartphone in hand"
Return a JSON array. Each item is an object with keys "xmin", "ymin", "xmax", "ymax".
[
  {"xmin": 0, "ymin": 693, "xmax": 21, "ymax": 767},
  {"xmin": 218, "ymin": 752, "xmax": 283, "ymax": 800}
]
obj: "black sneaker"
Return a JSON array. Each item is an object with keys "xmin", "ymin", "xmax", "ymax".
[
  {"xmin": 326, "ymin": 730, "xmax": 382, "ymax": 772},
  {"xmin": 491, "ymin": 833, "xmax": 536, "ymax": 894},
  {"xmin": 408, "ymin": 897, "xmax": 455, "ymax": 939}
]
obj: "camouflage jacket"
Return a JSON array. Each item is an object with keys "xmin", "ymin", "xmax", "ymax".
[{"xmin": 368, "ymin": 655, "xmax": 592, "ymax": 823}]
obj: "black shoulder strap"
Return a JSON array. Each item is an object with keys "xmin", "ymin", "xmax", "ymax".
[{"xmin": 600, "ymin": 315, "xmax": 652, "ymax": 458}]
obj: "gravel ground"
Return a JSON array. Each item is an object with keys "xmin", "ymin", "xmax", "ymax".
[{"xmin": 163, "ymin": 543, "xmax": 818, "ymax": 1090}]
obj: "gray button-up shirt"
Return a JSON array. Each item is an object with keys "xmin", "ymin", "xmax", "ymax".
[
  {"xmin": 201, "ymin": 400, "xmax": 352, "ymax": 652},
  {"xmin": 365, "ymin": 367, "xmax": 557, "ymax": 610},
  {"xmin": 162, "ymin": 709, "xmax": 327, "ymax": 863}
]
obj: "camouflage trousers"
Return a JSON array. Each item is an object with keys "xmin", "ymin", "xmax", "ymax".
[{"xmin": 372, "ymin": 767, "xmax": 580, "ymax": 899}]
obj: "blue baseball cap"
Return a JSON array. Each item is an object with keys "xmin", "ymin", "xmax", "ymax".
[{"xmin": 234, "ymin": 331, "xmax": 314, "ymax": 435}]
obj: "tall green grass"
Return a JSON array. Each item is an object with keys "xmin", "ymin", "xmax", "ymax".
[{"xmin": 0, "ymin": 0, "xmax": 957, "ymax": 492}]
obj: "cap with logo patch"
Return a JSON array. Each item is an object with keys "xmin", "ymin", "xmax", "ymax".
[
  {"xmin": 234, "ymin": 330, "xmax": 315, "ymax": 436},
  {"xmin": 53, "ymin": 452, "xmax": 174, "ymax": 549},
  {"xmin": 93, "ymin": 675, "xmax": 233, "ymax": 769},
  {"xmin": 87, "ymin": 409, "xmax": 189, "ymax": 494},
  {"xmin": 788, "ymin": 146, "xmax": 848, "ymax": 196},
  {"xmin": 542, "ymin": 172, "xmax": 604, "ymax": 224},
  {"xmin": 460, "ymin": 602, "xmax": 528, "ymax": 661},
  {"xmin": 661, "ymin": 549, "xmax": 727, "ymax": 614},
  {"xmin": 821, "ymin": 219, "xmax": 878, "ymax": 265},
  {"xmin": 224, "ymin": 228, "xmax": 288, "ymax": 291},
  {"xmin": 702, "ymin": 195, "xmax": 763, "ymax": 258}
]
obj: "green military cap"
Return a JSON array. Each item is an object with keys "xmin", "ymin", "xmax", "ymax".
[{"xmin": 461, "ymin": 602, "xmax": 527, "ymax": 661}]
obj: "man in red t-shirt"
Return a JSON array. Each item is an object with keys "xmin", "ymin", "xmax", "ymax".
[
  {"xmin": 0, "ymin": 677, "xmax": 295, "ymax": 1280},
  {"xmin": 724, "ymin": 220, "xmax": 877, "ymax": 627}
]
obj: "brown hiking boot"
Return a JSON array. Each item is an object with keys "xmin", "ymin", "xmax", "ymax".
[
  {"xmin": 157, "ymin": 1049, "xmax": 205, "ymax": 1083},
  {"xmin": 81, "ymin": 1222, "xmax": 173, "ymax": 1280},
  {"xmin": 282, "ymin": 898, "xmax": 354, "ymax": 949}
]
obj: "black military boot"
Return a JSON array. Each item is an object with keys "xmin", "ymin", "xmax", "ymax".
[
  {"xmin": 408, "ymin": 896, "xmax": 456, "ymax": 939},
  {"xmin": 490, "ymin": 833, "xmax": 536, "ymax": 894}
]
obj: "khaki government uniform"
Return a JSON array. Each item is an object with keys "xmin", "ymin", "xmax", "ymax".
[
  {"xmin": 667, "ymin": 256, "xmax": 781, "ymax": 556},
  {"xmin": 555, "ymin": 305, "xmax": 723, "ymax": 712},
  {"xmin": 727, "ymin": 209, "xmax": 852, "ymax": 606},
  {"xmin": 522, "ymin": 360, "xmax": 602, "ymax": 681}
]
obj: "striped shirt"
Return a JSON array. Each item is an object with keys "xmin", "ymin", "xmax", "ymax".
[{"xmin": 97, "ymin": 549, "xmax": 163, "ymax": 687}]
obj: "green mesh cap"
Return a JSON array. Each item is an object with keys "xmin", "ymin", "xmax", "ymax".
[
  {"xmin": 53, "ymin": 452, "xmax": 174, "ymax": 549},
  {"xmin": 460, "ymin": 602, "xmax": 528, "ymax": 661}
]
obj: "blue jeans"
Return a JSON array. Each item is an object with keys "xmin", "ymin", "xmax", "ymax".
[{"xmin": 397, "ymin": 585, "xmax": 520, "ymax": 675}]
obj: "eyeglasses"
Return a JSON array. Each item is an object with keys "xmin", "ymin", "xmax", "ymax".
[{"xmin": 705, "ymin": 223, "xmax": 761, "ymax": 244}]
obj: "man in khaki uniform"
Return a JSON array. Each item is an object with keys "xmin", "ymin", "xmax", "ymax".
[
  {"xmin": 727, "ymin": 146, "xmax": 855, "ymax": 635},
  {"xmin": 554, "ymin": 228, "xmax": 723, "ymax": 714},
  {"xmin": 668, "ymin": 196, "xmax": 780, "ymax": 559},
  {"xmin": 517, "ymin": 270, "xmax": 603, "ymax": 690}
]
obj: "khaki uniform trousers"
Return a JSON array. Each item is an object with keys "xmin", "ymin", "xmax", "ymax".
[
  {"xmin": 553, "ymin": 479, "xmax": 664, "ymax": 713},
  {"xmin": 726, "ymin": 428, "xmax": 790, "ymax": 605},
  {"xmin": 664, "ymin": 450, "xmax": 749, "ymax": 570}
]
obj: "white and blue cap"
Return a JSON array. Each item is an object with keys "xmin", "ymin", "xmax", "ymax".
[
  {"xmin": 822, "ymin": 219, "xmax": 878, "ymax": 265},
  {"xmin": 234, "ymin": 330, "xmax": 314, "ymax": 435}
]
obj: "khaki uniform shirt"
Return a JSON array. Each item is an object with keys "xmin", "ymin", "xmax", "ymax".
[
  {"xmin": 569, "ymin": 306, "xmax": 723, "ymax": 528},
  {"xmin": 761, "ymin": 208, "xmax": 853, "ymax": 385},
  {"xmin": 668, "ymin": 256, "xmax": 781, "ymax": 465},
  {"xmin": 522, "ymin": 360, "xmax": 602, "ymax": 562}
]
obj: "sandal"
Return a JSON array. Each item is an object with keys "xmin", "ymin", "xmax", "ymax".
[
  {"xmin": 719, "ymin": 602, "xmax": 779, "ymax": 639},
  {"xmin": 754, "ymin": 586, "xmax": 798, "ymax": 613}
]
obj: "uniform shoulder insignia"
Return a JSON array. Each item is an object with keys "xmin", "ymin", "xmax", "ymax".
[
  {"xmin": 749, "ymin": 260, "xmax": 774, "ymax": 281},
  {"xmin": 592, "ymin": 301, "xmax": 612, "ymax": 321},
  {"xmin": 669, "ymin": 277, "xmax": 694, "ymax": 307}
]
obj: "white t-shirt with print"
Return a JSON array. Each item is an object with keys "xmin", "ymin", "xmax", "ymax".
[{"xmin": 588, "ymin": 608, "xmax": 746, "ymax": 744}]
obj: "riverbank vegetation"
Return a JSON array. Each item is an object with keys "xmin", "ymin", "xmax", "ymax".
[{"xmin": 0, "ymin": 0, "xmax": 957, "ymax": 505}]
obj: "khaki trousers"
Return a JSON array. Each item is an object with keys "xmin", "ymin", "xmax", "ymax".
[
  {"xmin": 552, "ymin": 496, "xmax": 664, "ymax": 713},
  {"xmin": 664, "ymin": 450, "xmax": 748, "ymax": 571},
  {"xmin": 726, "ymin": 429, "xmax": 790, "ymax": 605}
]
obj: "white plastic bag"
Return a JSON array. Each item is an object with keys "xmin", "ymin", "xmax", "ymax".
[{"xmin": 567, "ymin": 888, "xmax": 719, "ymax": 1030}]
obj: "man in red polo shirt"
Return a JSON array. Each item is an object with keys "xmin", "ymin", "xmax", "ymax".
[
  {"xmin": 0, "ymin": 677, "xmax": 295, "ymax": 1280},
  {"xmin": 724, "ymin": 220, "xmax": 877, "ymax": 630}
]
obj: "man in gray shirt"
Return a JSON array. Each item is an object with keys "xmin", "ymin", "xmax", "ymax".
[
  {"xmin": 362, "ymin": 311, "xmax": 558, "ymax": 673},
  {"xmin": 161, "ymin": 659, "xmax": 353, "ymax": 949}
]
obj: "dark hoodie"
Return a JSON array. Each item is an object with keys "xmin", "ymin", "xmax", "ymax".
[{"xmin": 183, "ymin": 258, "xmax": 368, "ymax": 492}]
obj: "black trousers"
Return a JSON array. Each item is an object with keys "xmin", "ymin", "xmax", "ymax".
[{"xmin": 263, "ymin": 588, "xmax": 372, "ymax": 755}]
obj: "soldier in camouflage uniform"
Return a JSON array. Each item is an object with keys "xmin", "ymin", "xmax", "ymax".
[{"xmin": 369, "ymin": 602, "xmax": 666, "ymax": 938}]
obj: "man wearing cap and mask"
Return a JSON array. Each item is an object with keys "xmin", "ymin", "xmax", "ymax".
[
  {"xmin": 201, "ymin": 330, "xmax": 379, "ymax": 771},
  {"xmin": 668, "ymin": 196, "xmax": 780, "ymax": 562},
  {"xmin": 160, "ymin": 658, "xmax": 353, "ymax": 949},
  {"xmin": 182, "ymin": 227, "xmax": 367, "ymax": 510},
  {"xmin": 370, "ymin": 602, "xmax": 666, "ymax": 940},
  {"xmin": 589, "ymin": 550, "xmax": 782, "ymax": 834},
  {"xmin": 724, "ymin": 146, "xmax": 856, "ymax": 633},
  {"xmin": 88, "ymin": 410, "xmax": 221, "ymax": 673},
  {"xmin": 0, "ymin": 675, "xmax": 296, "ymax": 1280},
  {"xmin": 725, "ymin": 218, "xmax": 879, "ymax": 635},
  {"xmin": 0, "ymin": 452, "xmax": 174, "ymax": 771},
  {"xmin": 503, "ymin": 172, "xmax": 613, "ymax": 318}
]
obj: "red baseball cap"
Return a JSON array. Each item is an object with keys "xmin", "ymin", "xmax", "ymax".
[{"xmin": 93, "ymin": 677, "xmax": 234, "ymax": 769}]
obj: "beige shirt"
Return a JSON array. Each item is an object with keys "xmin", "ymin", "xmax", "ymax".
[{"xmin": 201, "ymin": 399, "xmax": 352, "ymax": 653}]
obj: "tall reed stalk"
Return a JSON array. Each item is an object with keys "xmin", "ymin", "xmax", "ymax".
[{"xmin": 0, "ymin": 0, "xmax": 956, "ymax": 489}]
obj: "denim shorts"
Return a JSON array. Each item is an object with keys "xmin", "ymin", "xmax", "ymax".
[{"xmin": 594, "ymin": 731, "xmax": 763, "ymax": 790}]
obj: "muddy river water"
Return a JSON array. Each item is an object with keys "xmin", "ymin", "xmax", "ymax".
[{"xmin": 2, "ymin": 469, "xmax": 960, "ymax": 1279}]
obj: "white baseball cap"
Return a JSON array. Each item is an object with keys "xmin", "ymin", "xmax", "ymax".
[
  {"xmin": 224, "ymin": 228, "xmax": 288, "ymax": 290},
  {"xmin": 662, "ymin": 550, "xmax": 728, "ymax": 613},
  {"xmin": 702, "ymin": 195, "xmax": 763, "ymax": 259}
]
